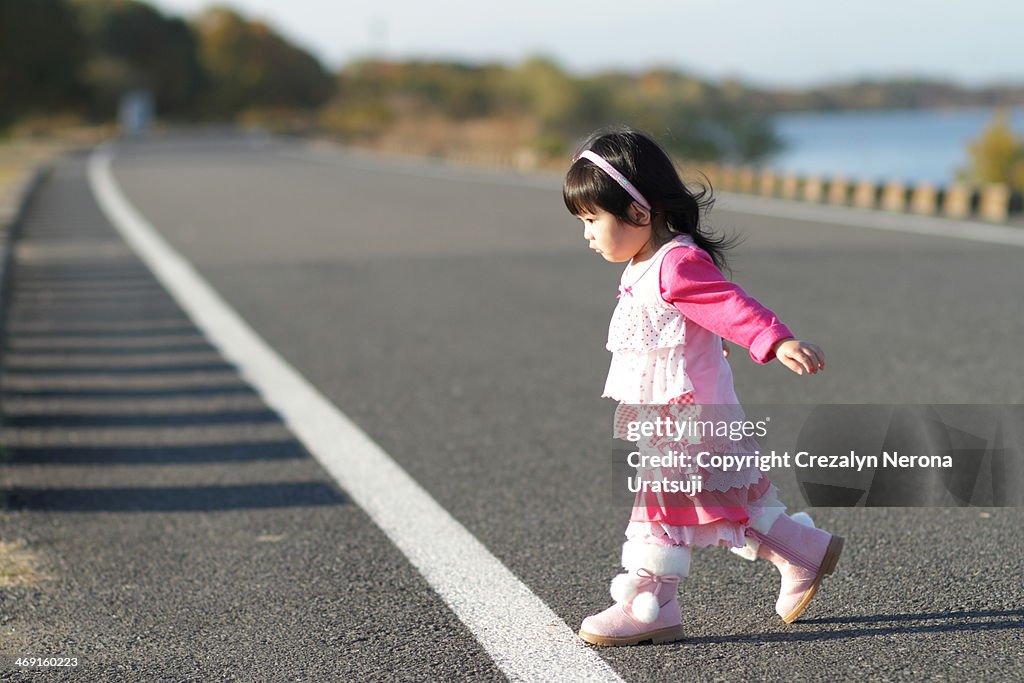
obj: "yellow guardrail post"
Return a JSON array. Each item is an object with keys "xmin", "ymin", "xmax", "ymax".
[
  {"xmin": 941, "ymin": 183, "xmax": 973, "ymax": 219},
  {"xmin": 909, "ymin": 183, "xmax": 939, "ymax": 216},
  {"xmin": 736, "ymin": 166, "xmax": 756, "ymax": 194},
  {"xmin": 779, "ymin": 172, "xmax": 800, "ymax": 200},
  {"xmin": 827, "ymin": 176, "xmax": 849, "ymax": 206},
  {"xmin": 978, "ymin": 184, "xmax": 1010, "ymax": 223},
  {"xmin": 802, "ymin": 176, "xmax": 824, "ymax": 203},
  {"xmin": 881, "ymin": 181, "xmax": 908, "ymax": 213},
  {"xmin": 757, "ymin": 169, "xmax": 776, "ymax": 196},
  {"xmin": 852, "ymin": 179, "xmax": 878, "ymax": 209}
]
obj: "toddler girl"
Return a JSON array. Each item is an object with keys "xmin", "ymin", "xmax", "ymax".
[{"xmin": 564, "ymin": 127, "xmax": 843, "ymax": 646}]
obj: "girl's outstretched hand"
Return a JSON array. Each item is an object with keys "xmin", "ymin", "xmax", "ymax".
[{"xmin": 772, "ymin": 339, "xmax": 825, "ymax": 375}]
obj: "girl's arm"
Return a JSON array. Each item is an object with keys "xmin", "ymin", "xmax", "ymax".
[{"xmin": 659, "ymin": 246, "xmax": 797, "ymax": 364}]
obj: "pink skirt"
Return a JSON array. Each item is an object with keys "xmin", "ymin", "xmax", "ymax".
[{"xmin": 615, "ymin": 396, "xmax": 785, "ymax": 549}]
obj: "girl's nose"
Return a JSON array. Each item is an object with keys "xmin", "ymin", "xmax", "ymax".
[{"xmin": 583, "ymin": 225, "xmax": 593, "ymax": 240}]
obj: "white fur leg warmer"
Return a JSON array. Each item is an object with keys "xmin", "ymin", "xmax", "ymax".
[
  {"xmin": 731, "ymin": 510, "xmax": 815, "ymax": 561},
  {"xmin": 730, "ymin": 490, "xmax": 790, "ymax": 561},
  {"xmin": 609, "ymin": 541, "xmax": 690, "ymax": 623},
  {"xmin": 621, "ymin": 539, "xmax": 691, "ymax": 576},
  {"xmin": 730, "ymin": 538, "xmax": 761, "ymax": 561}
]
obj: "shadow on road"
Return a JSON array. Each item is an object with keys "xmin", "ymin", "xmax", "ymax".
[
  {"xmin": 5, "ymin": 482, "xmax": 346, "ymax": 512},
  {"xmin": 0, "ymin": 165, "xmax": 347, "ymax": 517},
  {"xmin": 685, "ymin": 608, "xmax": 1024, "ymax": 644}
]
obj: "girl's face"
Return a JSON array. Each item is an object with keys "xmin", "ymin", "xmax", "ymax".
[{"xmin": 577, "ymin": 207, "xmax": 653, "ymax": 263}]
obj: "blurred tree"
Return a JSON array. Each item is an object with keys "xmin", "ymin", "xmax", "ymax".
[
  {"xmin": 703, "ymin": 107, "xmax": 783, "ymax": 163},
  {"xmin": 960, "ymin": 109, "xmax": 1024, "ymax": 190},
  {"xmin": 603, "ymin": 69, "xmax": 781, "ymax": 163},
  {"xmin": 319, "ymin": 53, "xmax": 781, "ymax": 164},
  {"xmin": 345, "ymin": 60, "xmax": 499, "ymax": 118},
  {"xmin": 324, "ymin": 60, "xmax": 398, "ymax": 138},
  {"xmin": 0, "ymin": 0, "xmax": 84, "ymax": 130},
  {"xmin": 498, "ymin": 57, "xmax": 630, "ymax": 154},
  {"xmin": 517, "ymin": 57, "xmax": 579, "ymax": 127},
  {"xmin": 73, "ymin": 0, "xmax": 205, "ymax": 119},
  {"xmin": 194, "ymin": 6, "xmax": 333, "ymax": 117}
]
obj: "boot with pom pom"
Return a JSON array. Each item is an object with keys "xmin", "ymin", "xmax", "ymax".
[{"xmin": 578, "ymin": 540, "xmax": 689, "ymax": 646}]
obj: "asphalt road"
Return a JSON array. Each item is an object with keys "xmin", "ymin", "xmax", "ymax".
[{"xmin": 1, "ymin": 132, "xmax": 1022, "ymax": 681}]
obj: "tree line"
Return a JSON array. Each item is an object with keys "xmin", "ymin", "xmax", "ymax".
[
  {"xmin": 1, "ymin": 1, "xmax": 333, "ymax": 130},
  {"xmin": 2, "ymin": 0, "xmax": 1022, "ymax": 183},
  {"xmin": 0, "ymin": 0, "xmax": 781, "ymax": 162}
]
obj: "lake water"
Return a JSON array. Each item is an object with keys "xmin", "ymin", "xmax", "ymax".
[{"xmin": 768, "ymin": 107, "xmax": 1024, "ymax": 185}]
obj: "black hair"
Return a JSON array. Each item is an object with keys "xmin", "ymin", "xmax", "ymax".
[{"xmin": 562, "ymin": 126, "xmax": 734, "ymax": 271}]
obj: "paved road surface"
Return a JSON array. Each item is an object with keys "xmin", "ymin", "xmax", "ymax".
[{"xmin": 1, "ymin": 133, "xmax": 1022, "ymax": 681}]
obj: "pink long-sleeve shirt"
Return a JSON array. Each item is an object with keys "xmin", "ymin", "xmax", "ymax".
[{"xmin": 659, "ymin": 245, "xmax": 793, "ymax": 404}]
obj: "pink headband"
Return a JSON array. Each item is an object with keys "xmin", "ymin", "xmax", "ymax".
[{"xmin": 573, "ymin": 150, "xmax": 651, "ymax": 211}]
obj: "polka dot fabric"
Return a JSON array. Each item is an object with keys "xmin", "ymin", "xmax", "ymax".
[{"xmin": 603, "ymin": 235, "xmax": 697, "ymax": 404}]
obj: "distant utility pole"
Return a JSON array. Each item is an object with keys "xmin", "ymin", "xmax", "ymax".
[{"xmin": 369, "ymin": 17, "xmax": 388, "ymax": 58}]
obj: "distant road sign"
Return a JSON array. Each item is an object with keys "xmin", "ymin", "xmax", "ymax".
[{"xmin": 118, "ymin": 90, "xmax": 153, "ymax": 137}]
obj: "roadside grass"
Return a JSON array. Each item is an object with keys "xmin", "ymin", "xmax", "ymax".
[{"xmin": 0, "ymin": 540, "xmax": 46, "ymax": 587}]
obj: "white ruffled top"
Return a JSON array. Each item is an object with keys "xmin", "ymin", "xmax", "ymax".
[{"xmin": 603, "ymin": 236, "xmax": 696, "ymax": 404}]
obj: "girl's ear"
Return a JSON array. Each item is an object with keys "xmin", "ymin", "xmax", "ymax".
[{"xmin": 628, "ymin": 203, "xmax": 651, "ymax": 226}]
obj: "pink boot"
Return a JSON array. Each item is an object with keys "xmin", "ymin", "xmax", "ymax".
[
  {"xmin": 578, "ymin": 540, "xmax": 689, "ymax": 646},
  {"xmin": 745, "ymin": 512, "xmax": 844, "ymax": 623}
]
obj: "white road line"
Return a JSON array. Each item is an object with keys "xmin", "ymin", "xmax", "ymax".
[
  {"xmin": 281, "ymin": 140, "xmax": 1024, "ymax": 248},
  {"xmin": 88, "ymin": 146, "xmax": 623, "ymax": 683}
]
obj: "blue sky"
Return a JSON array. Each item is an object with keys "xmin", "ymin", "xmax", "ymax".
[{"xmin": 150, "ymin": 0, "xmax": 1023, "ymax": 87}]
